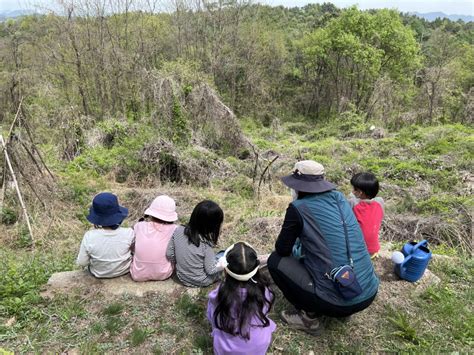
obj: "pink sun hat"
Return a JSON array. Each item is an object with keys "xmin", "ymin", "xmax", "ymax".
[{"xmin": 144, "ymin": 195, "xmax": 178, "ymax": 222}]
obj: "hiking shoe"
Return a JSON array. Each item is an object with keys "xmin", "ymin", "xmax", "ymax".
[{"xmin": 280, "ymin": 309, "xmax": 324, "ymax": 335}]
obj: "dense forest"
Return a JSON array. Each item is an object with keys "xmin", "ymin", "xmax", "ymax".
[{"xmin": 0, "ymin": 1, "xmax": 472, "ymax": 353}]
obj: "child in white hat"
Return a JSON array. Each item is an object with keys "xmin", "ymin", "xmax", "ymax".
[{"xmin": 130, "ymin": 195, "xmax": 179, "ymax": 281}]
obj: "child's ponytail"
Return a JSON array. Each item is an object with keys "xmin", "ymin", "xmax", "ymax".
[{"xmin": 213, "ymin": 242, "xmax": 274, "ymax": 340}]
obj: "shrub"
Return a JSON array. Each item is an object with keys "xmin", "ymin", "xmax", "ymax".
[
  {"xmin": 0, "ymin": 207, "xmax": 18, "ymax": 225},
  {"xmin": 96, "ymin": 119, "xmax": 129, "ymax": 148},
  {"xmin": 171, "ymin": 96, "xmax": 190, "ymax": 146},
  {"xmin": 225, "ymin": 176, "xmax": 254, "ymax": 199}
]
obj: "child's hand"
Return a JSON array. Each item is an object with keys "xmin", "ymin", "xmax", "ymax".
[
  {"xmin": 215, "ymin": 256, "xmax": 228, "ymax": 271},
  {"xmin": 258, "ymin": 254, "xmax": 270, "ymax": 266}
]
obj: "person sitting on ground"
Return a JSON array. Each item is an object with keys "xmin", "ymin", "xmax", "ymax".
[
  {"xmin": 267, "ymin": 160, "xmax": 379, "ymax": 335},
  {"xmin": 130, "ymin": 195, "xmax": 178, "ymax": 282},
  {"xmin": 207, "ymin": 242, "xmax": 276, "ymax": 355},
  {"xmin": 348, "ymin": 172, "xmax": 384, "ymax": 258},
  {"xmin": 77, "ymin": 192, "xmax": 134, "ymax": 278},
  {"xmin": 166, "ymin": 200, "xmax": 224, "ymax": 287}
]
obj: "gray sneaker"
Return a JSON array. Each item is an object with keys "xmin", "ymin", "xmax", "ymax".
[{"xmin": 280, "ymin": 309, "xmax": 324, "ymax": 335}]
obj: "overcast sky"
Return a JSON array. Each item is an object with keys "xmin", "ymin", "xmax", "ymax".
[{"xmin": 1, "ymin": 0, "xmax": 473, "ymax": 15}]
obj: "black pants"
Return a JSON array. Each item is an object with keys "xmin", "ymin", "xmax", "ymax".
[{"xmin": 268, "ymin": 252, "xmax": 376, "ymax": 317}]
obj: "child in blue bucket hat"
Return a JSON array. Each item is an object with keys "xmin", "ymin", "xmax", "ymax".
[{"xmin": 76, "ymin": 192, "xmax": 135, "ymax": 278}]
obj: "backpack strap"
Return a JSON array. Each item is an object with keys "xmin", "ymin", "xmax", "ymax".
[{"xmin": 335, "ymin": 197, "xmax": 353, "ymax": 268}]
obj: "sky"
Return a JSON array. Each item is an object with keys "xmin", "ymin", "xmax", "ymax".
[{"xmin": 0, "ymin": 0, "xmax": 473, "ymax": 15}]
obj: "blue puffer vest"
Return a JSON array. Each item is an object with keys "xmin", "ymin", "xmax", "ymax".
[{"xmin": 292, "ymin": 190, "xmax": 379, "ymax": 306}]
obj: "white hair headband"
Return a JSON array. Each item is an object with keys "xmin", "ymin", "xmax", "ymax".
[{"xmin": 223, "ymin": 242, "xmax": 259, "ymax": 282}]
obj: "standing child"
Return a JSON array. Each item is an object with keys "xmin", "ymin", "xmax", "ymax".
[
  {"xmin": 130, "ymin": 195, "xmax": 178, "ymax": 282},
  {"xmin": 166, "ymin": 200, "xmax": 224, "ymax": 287},
  {"xmin": 77, "ymin": 192, "xmax": 134, "ymax": 278},
  {"xmin": 349, "ymin": 172, "xmax": 384, "ymax": 257},
  {"xmin": 207, "ymin": 242, "xmax": 276, "ymax": 355}
]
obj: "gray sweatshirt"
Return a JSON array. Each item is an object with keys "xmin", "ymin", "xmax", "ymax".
[{"xmin": 166, "ymin": 226, "xmax": 220, "ymax": 287}]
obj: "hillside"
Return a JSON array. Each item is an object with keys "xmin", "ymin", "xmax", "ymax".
[
  {"xmin": 0, "ymin": 117, "xmax": 472, "ymax": 353},
  {"xmin": 0, "ymin": 1, "xmax": 473, "ymax": 353},
  {"xmin": 411, "ymin": 12, "xmax": 473, "ymax": 22}
]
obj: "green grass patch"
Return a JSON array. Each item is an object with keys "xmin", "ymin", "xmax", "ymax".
[
  {"xmin": 386, "ymin": 306, "xmax": 424, "ymax": 346},
  {"xmin": 415, "ymin": 195, "xmax": 472, "ymax": 215},
  {"xmin": 176, "ymin": 293, "xmax": 205, "ymax": 320},
  {"xmin": 0, "ymin": 249, "xmax": 73, "ymax": 320},
  {"xmin": 104, "ymin": 316, "xmax": 126, "ymax": 335},
  {"xmin": 129, "ymin": 327, "xmax": 151, "ymax": 347},
  {"xmin": 102, "ymin": 302, "xmax": 124, "ymax": 316}
]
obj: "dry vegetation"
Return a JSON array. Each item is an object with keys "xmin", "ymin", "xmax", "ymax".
[
  {"xmin": 0, "ymin": 1, "xmax": 473, "ymax": 352},
  {"xmin": 1, "ymin": 117, "xmax": 473, "ymax": 353}
]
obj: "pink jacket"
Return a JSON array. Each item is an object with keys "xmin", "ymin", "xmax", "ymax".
[{"xmin": 130, "ymin": 221, "xmax": 177, "ymax": 281}]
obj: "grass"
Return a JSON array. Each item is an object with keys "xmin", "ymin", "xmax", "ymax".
[
  {"xmin": 0, "ymin": 121, "xmax": 472, "ymax": 353},
  {"xmin": 129, "ymin": 327, "xmax": 150, "ymax": 347},
  {"xmin": 386, "ymin": 306, "xmax": 422, "ymax": 345},
  {"xmin": 4, "ymin": 249, "xmax": 469, "ymax": 353},
  {"xmin": 102, "ymin": 302, "xmax": 124, "ymax": 316}
]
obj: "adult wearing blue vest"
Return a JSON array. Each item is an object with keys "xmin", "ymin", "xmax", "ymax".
[{"xmin": 268, "ymin": 160, "xmax": 379, "ymax": 335}]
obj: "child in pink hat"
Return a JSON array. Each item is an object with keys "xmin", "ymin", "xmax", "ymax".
[{"xmin": 130, "ymin": 195, "xmax": 178, "ymax": 281}]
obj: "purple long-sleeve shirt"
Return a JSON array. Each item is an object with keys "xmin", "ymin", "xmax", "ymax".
[{"xmin": 207, "ymin": 286, "xmax": 276, "ymax": 355}]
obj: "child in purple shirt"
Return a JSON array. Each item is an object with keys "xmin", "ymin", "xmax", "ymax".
[{"xmin": 207, "ymin": 242, "xmax": 276, "ymax": 355}]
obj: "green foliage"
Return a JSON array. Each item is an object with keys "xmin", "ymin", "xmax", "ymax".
[
  {"xmin": 63, "ymin": 123, "xmax": 156, "ymax": 185},
  {"xmin": 0, "ymin": 249, "xmax": 73, "ymax": 320},
  {"xmin": 415, "ymin": 195, "xmax": 471, "ymax": 215},
  {"xmin": 298, "ymin": 7, "xmax": 420, "ymax": 116},
  {"xmin": 416, "ymin": 259, "xmax": 474, "ymax": 347},
  {"xmin": 224, "ymin": 175, "xmax": 254, "ymax": 199},
  {"xmin": 160, "ymin": 59, "xmax": 212, "ymax": 87},
  {"xmin": 386, "ymin": 306, "xmax": 423, "ymax": 345},
  {"xmin": 171, "ymin": 96, "xmax": 190, "ymax": 146},
  {"xmin": 96, "ymin": 300, "xmax": 127, "ymax": 336},
  {"xmin": 128, "ymin": 327, "xmax": 151, "ymax": 347},
  {"xmin": 59, "ymin": 170, "xmax": 103, "ymax": 207},
  {"xmin": 102, "ymin": 303, "xmax": 124, "ymax": 316},
  {"xmin": 430, "ymin": 244, "xmax": 457, "ymax": 257},
  {"xmin": 176, "ymin": 294, "xmax": 204, "ymax": 319},
  {"xmin": 50, "ymin": 295, "xmax": 86, "ymax": 321},
  {"xmin": 285, "ymin": 122, "xmax": 311, "ymax": 135},
  {"xmin": 16, "ymin": 227, "xmax": 33, "ymax": 248},
  {"xmin": 96, "ymin": 119, "xmax": 129, "ymax": 148},
  {"xmin": 193, "ymin": 334, "xmax": 213, "ymax": 352},
  {"xmin": 104, "ymin": 316, "xmax": 126, "ymax": 335},
  {"xmin": 307, "ymin": 109, "xmax": 369, "ymax": 139},
  {"xmin": 0, "ymin": 207, "xmax": 18, "ymax": 225}
]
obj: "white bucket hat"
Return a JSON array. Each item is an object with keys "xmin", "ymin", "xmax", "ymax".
[{"xmin": 281, "ymin": 160, "xmax": 337, "ymax": 193}]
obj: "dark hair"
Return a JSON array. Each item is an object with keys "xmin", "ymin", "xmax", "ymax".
[
  {"xmin": 350, "ymin": 172, "xmax": 379, "ymax": 199},
  {"xmin": 296, "ymin": 191, "xmax": 312, "ymax": 199},
  {"xmin": 141, "ymin": 215, "xmax": 174, "ymax": 224},
  {"xmin": 95, "ymin": 224, "xmax": 120, "ymax": 230},
  {"xmin": 213, "ymin": 242, "xmax": 274, "ymax": 340},
  {"xmin": 184, "ymin": 200, "xmax": 223, "ymax": 247}
]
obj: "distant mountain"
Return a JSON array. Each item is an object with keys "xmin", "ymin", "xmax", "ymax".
[
  {"xmin": 0, "ymin": 9, "xmax": 36, "ymax": 21},
  {"xmin": 412, "ymin": 11, "xmax": 473, "ymax": 22},
  {"xmin": 1, "ymin": 8, "xmax": 472, "ymax": 23}
]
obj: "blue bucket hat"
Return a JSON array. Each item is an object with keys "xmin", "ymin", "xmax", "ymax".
[{"xmin": 87, "ymin": 192, "xmax": 128, "ymax": 226}]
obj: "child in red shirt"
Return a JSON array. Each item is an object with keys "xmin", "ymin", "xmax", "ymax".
[{"xmin": 349, "ymin": 172, "xmax": 384, "ymax": 257}]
